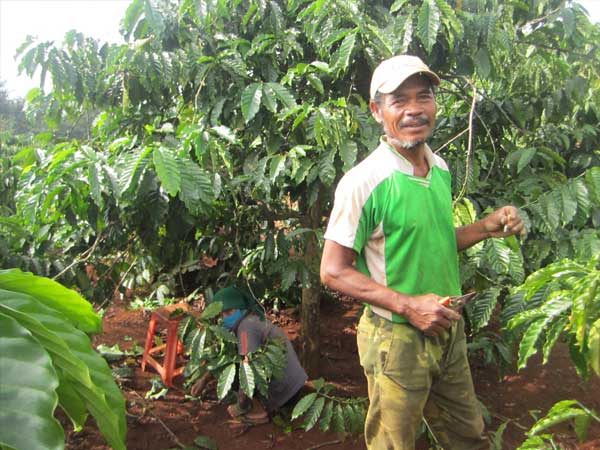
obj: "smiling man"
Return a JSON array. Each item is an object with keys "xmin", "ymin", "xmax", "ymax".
[{"xmin": 320, "ymin": 55, "xmax": 525, "ymax": 450}]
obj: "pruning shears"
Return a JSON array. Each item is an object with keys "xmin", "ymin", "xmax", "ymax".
[{"xmin": 439, "ymin": 292, "xmax": 478, "ymax": 310}]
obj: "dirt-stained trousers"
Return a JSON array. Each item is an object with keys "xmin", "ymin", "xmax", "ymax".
[{"xmin": 357, "ymin": 308, "xmax": 490, "ymax": 450}]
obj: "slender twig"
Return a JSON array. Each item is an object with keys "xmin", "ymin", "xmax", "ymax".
[
  {"xmin": 304, "ymin": 440, "xmax": 342, "ymax": 450},
  {"xmin": 422, "ymin": 417, "xmax": 445, "ymax": 450},
  {"xmin": 97, "ymin": 256, "xmax": 138, "ymax": 310},
  {"xmin": 513, "ymin": 41, "xmax": 589, "ymax": 59},
  {"xmin": 476, "ymin": 270, "xmax": 508, "ymax": 288},
  {"xmin": 438, "ymin": 83, "xmax": 499, "ymax": 180},
  {"xmin": 434, "ymin": 127, "xmax": 469, "ymax": 154},
  {"xmin": 112, "ymin": 256, "xmax": 138, "ymax": 298},
  {"xmin": 52, "ymin": 232, "xmax": 103, "ymax": 280},
  {"xmin": 453, "ymin": 78, "xmax": 477, "ymax": 205},
  {"xmin": 490, "ymin": 412, "xmax": 529, "ymax": 431},
  {"xmin": 192, "ymin": 70, "xmax": 210, "ymax": 123},
  {"xmin": 131, "ymin": 391, "xmax": 186, "ymax": 449},
  {"xmin": 520, "ymin": 4, "xmax": 564, "ymax": 31},
  {"xmin": 177, "ymin": 231, "xmax": 191, "ymax": 298},
  {"xmin": 66, "ymin": 113, "xmax": 84, "ymax": 139},
  {"xmin": 472, "ymin": 108, "xmax": 498, "ymax": 183},
  {"xmin": 576, "ymin": 400, "xmax": 600, "ymax": 422}
]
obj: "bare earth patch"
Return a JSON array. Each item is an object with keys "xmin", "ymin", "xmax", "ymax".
[{"xmin": 65, "ymin": 296, "xmax": 600, "ymax": 450}]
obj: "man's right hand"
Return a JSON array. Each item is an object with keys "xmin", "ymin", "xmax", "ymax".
[{"xmin": 402, "ymin": 293, "xmax": 461, "ymax": 337}]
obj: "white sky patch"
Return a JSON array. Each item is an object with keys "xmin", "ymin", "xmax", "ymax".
[
  {"xmin": 0, "ymin": 0, "xmax": 129, "ymax": 98},
  {"xmin": 1, "ymin": 0, "xmax": 599, "ymax": 99}
]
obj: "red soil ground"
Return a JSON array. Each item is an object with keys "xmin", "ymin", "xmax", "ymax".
[{"xmin": 66, "ymin": 296, "xmax": 600, "ymax": 450}]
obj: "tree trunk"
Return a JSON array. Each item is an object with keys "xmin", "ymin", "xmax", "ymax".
[
  {"xmin": 300, "ymin": 191, "xmax": 322, "ymax": 378},
  {"xmin": 301, "ymin": 282, "xmax": 321, "ymax": 378}
]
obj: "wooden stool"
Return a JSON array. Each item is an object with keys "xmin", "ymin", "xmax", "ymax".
[{"xmin": 141, "ymin": 302, "xmax": 189, "ymax": 387}]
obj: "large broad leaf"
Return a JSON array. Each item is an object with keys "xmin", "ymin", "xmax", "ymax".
[
  {"xmin": 241, "ymin": 82, "xmax": 263, "ymax": 123},
  {"xmin": 589, "ymin": 318, "xmax": 600, "ymax": 377},
  {"xmin": 217, "ymin": 363, "xmax": 237, "ymax": 400},
  {"xmin": 88, "ymin": 163, "xmax": 103, "ymax": 208},
  {"xmin": 117, "ymin": 145, "xmax": 152, "ymax": 196},
  {"xmin": 333, "ymin": 32, "xmax": 356, "ymax": 74},
  {"xmin": 266, "ymin": 82, "xmax": 296, "ymax": 110},
  {"xmin": 529, "ymin": 400, "xmax": 590, "ymax": 436},
  {"xmin": 55, "ymin": 382, "xmax": 87, "ymax": 431},
  {"xmin": 292, "ymin": 392, "xmax": 316, "ymax": 420},
  {"xmin": 467, "ymin": 287, "xmax": 501, "ymax": 332},
  {"xmin": 178, "ymin": 157, "xmax": 214, "ymax": 214},
  {"xmin": 153, "ymin": 146, "xmax": 181, "ymax": 197},
  {"xmin": 0, "ymin": 312, "xmax": 64, "ymax": 450},
  {"xmin": 239, "ymin": 361, "xmax": 255, "ymax": 398},
  {"xmin": 261, "ymin": 83, "xmax": 278, "ymax": 112},
  {"xmin": 188, "ymin": 328, "xmax": 207, "ymax": 362},
  {"xmin": 201, "ymin": 301, "xmax": 223, "ymax": 320},
  {"xmin": 517, "ymin": 318, "xmax": 547, "ymax": 369},
  {"xmin": 0, "ymin": 269, "xmax": 101, "ymax": 334},
  {"xmin": 542, "ymin": 316, "xmax": 568, "ymax": 364},
  {"xmin": 269, "ymin": 155, "xmax": 286, "ymax": 182},
  {"xmin": 331, "ymin": 403, "xmax": 346, "ymax": 433},
  {"xmin": 416, "ymin": 0, "xmax": 440, "ymax": 53},
  {"xmin": 560, "ymin": 184, "xmax": 578, "ymax": 225},
  {"xmin": 517, "ymin": 148, "xmax": 536, "ymax": 174},
  {"xmin": 339, "ymin": 140, "xmax": 357, "ymax": 172},
  {"xmin": 475, "ymin": 47, "xmax": 492, "ymax": 79},
  {"xmin": 318, "ymin": 155, "xmax": 336, "ymax": 186},
  {"xmin": 302, "ymin": 396, "xmax": 325, "ymax": 431},
  {"xmin": 0, "ymin": 292, "xmax": 126, "ymax": 450},
  {"xmin": 319, "ymin": 400, "xmax": 334, "ymax": 432}
]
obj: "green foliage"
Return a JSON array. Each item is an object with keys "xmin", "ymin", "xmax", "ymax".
[
  {"xmin": 145, "ymin": 376, "xmax": 169, "ymax": 400},
  {"xmin": 291, "ymin": 378, "xmax": 368, "ymax": 433},
  {"xmin": 467, "ymin": 331, "xmax": 512, "ymax": 369},
  {"xmin": 505, "ymin": 255, "xmax": 600, "ymax": 378},
  {"xmin": 2, "ymin": 5, "xmax": 600, "ymax": 442},
  {"xmin": 179, "ymin": 303, "xmax": 288, "ymax": 402},
  {"xmin": 517, "ymin": 400, "xmax": 599, "ymax": 449},
  {"xmin": 193, "ymin": 435, "xmax": 218, "ymax": 450},
  {"xmin": 4, "ymin": 0, "xmax": 598, "ymax": 314},
  {"xmin": 0, "ymin": 269, "xmax": 126, "ymax": 450},
  {"xmin": 0, "ymin": 312, "xmax": 63, "ymax": 450}
]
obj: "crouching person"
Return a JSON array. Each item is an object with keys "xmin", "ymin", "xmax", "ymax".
[{"xmin": 202, "ymin": 286, "xmax": 308, "ymax": 424}]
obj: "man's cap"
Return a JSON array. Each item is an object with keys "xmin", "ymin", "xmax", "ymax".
[{"xmin": 370, "ymin": 55, "xmax": 440, "ymax": 100}]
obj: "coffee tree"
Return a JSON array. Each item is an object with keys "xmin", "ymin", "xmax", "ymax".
[{"xmin": 4, "ymin": 0, "xmax": 599, "ymax": 386}]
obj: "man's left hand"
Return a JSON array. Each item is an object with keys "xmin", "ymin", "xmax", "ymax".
[{"xmin": 482, "ymin": 206, "xmax": 526, "ymax": 238}]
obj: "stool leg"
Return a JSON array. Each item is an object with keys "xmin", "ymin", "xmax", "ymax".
[
  {"xmin": 141, "ymin": 314, "xmax": 157, "ymax": 372},
  {"xmin": 164, "ymin": 320, "xmax": 179, "ymax": 387}
]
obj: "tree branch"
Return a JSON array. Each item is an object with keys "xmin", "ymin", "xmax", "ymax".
[
  {"xmin": 453, "ymin": 77, "xmax": 477, "ymax": 205},
  {"xmin": 131, "ymin": 391, "xmax": 187, "ymax": 449},
  {"xmin": 52, "ymin": 232, "xmax": 103, "ymax": 281},
  {"xmin": 434, "ymin": 127, "xmax": 469, "ymax": 154}
]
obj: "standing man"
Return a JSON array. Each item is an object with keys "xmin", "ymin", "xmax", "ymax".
[{"xmin": 320, "ymin": 55, "xmax": 524, "ymax": 450}]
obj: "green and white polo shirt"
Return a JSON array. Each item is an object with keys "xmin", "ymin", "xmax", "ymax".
[{"xmin": 324, "ymin": 138, "xmax": 461, "ymax": 323}]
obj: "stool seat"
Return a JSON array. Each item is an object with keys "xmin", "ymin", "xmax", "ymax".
[{"xmin": 141, "ymin": 302, "xmax": 190, "ymax": 387}]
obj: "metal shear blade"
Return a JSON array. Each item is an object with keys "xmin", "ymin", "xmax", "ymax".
[{"xmin": 449, "ymin": 292, "xmax": 478, "ymax": 308}]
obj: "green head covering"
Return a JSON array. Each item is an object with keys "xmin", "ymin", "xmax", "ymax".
[{"xmin": 211, "ymin": 286, "xmax": 265, "ymax": 320}]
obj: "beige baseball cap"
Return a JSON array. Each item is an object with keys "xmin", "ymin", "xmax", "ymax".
[{"xmin": 370, "ymin": 55, "xmax": 440, "ymax": 99}]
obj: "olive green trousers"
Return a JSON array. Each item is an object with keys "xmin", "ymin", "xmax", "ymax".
[{"xmin": 357, "ymin": 309, "xmax": 489, "ymax": 450}]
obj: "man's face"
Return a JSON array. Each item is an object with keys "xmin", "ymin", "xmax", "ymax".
[{"xmin": 370, "ymin": 74, "xmax": 437, "ymax": 150}]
